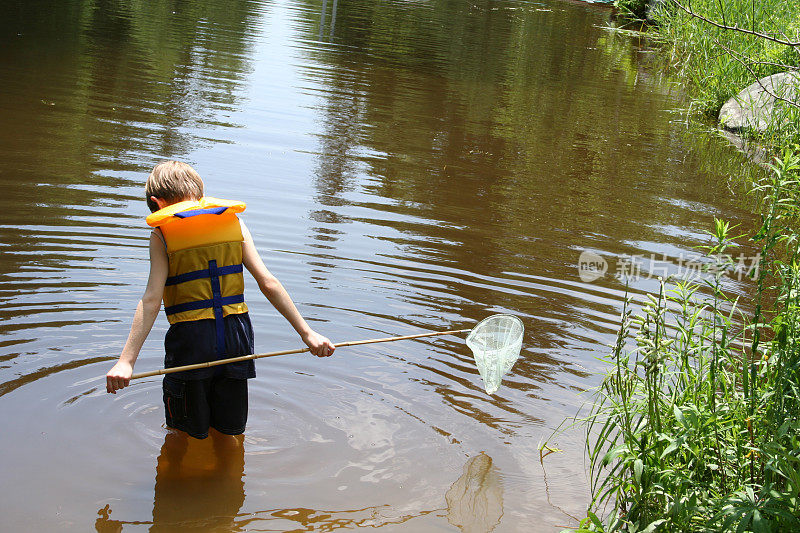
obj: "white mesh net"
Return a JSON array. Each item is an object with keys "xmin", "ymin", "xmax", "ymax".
[{"xmin": 466, "ymin": 314, "xmax": 524, "ymax": 395}]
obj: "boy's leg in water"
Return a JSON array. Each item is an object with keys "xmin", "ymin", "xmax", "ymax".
[
  {"xmin": 151, "ymin": 429, "xmax": 245, "ymax": 529},
  {"xmin": 156, "ymin": 429, "xmax": 189, "ymax": 473},
  {"xmin": 209, "ymin": 376, "xmax": 248, "ymax": 437},
  {"xmin": 210, "ymin": 428, "xmax": 245, "ymax": 471}
]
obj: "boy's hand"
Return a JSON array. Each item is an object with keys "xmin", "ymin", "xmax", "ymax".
[
  {"xmin": 106, "ymin": 360, "xmax": 133, "ymax": 393},
  {"xmin": 303, "ymin": 330, "xmax": 335, "ymax": 357}
]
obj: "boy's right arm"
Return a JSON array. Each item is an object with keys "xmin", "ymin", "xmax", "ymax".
[{"xmin": 106, "ymin": 231, "xmax": 168, "ymax": 393}]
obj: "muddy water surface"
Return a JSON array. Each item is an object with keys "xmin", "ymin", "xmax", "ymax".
[{"xmin": 0, "ymin": 0, "xmax": 759, "ymax": 531}]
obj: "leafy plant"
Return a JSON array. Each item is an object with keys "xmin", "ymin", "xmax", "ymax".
[
  {"xmin": 570, "ymin": 149, "xmax": 800, "ymax": 532},
  {"xmin": 614, "ymin": 0, "xmax": 650, "ymax": 20},
  {"xmin": 653, "ymin": 0, "xmax": 800, "ymax": 146}
]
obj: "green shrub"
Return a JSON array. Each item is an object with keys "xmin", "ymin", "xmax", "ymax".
[
  {"xmin": 566, "ymin": 149, "xmax": 800, "ymax": 532},
  {"xmin": 614, "ymin": 0, "xmax": 649, "ymax": 19}
]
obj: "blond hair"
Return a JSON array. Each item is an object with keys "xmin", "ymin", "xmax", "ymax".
[{"xmin": 145, "ymin": 161, "xmax": 204, "ymax": 212}]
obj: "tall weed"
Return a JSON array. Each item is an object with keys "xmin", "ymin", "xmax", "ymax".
[{"xmin": 570, "ymin": 148, "xmax": 800, "ymax": 532}]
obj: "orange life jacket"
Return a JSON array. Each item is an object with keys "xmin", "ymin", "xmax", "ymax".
[{"xmin": 146, "ymin": 197, "xmax": 249, "ymax": 357}]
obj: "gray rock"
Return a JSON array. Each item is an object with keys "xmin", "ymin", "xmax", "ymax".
[{"xmin": 719, "ymin": 72, "xmax": 800, "ymax": 132}]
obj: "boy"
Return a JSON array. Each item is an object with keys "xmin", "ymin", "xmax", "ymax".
[{"xmin": 106, "ymin": 160, "xmax": 335, "ymax": 440}]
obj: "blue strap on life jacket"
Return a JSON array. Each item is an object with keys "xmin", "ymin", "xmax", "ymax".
[
  {"xmin": 208, "ymin": 260, "xmax": 226, "ymax": 357},
  {"xmin": 163, "ymin": 294, "xmax": 245, "ymax": 316},
  {"xmin": 165, "ymin": 264, "xmax": 243, "ymax": 286},
  {"xmin": 173, "ymin": 206, "xmax": 229, "ymax": 218},
  {"xmin": 163, "ymin": 259, "xmax": 245, "ymax": 358}
]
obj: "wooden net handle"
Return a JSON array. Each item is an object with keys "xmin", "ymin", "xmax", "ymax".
[{"xmin": 130, "ymin": 328, "xmax": 470, "ymax": 380}]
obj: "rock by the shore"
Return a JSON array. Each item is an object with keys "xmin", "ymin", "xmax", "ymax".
[{"xmin": 719, "ymin": 72, "xmax": 800, "ymax": 132}]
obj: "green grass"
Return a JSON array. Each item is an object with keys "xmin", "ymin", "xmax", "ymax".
[
  {"xmin": 650, "ymin": 0, "xmax": 800, "ymax": 147},
  {"xmin": 614, "ymin": 0, "xmax": 650, "ymax": 20},
  {"xmin": 558, "ymin": 149, "xmax": 800, "ymax": 532},
  {"xmin": 559, "ymin": 3, "xmax": 800, "ymax": 530}
]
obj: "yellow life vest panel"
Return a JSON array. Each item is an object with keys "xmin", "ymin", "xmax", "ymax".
[{"xmin": 146, "ymin": 197, "xmax": 249, "ymax": 357}]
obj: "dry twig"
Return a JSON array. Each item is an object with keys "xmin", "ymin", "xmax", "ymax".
[
  {"xmin": 671, "ymin": 0, "xmax": 800, "ymax": 47},
  {"xmin": 712, "ymin": 36, "xmax": 800, "ymax": 111}
]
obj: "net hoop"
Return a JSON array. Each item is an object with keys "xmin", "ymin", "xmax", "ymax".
[{"xmin": 466, "ymin": 314, "xmax": 524, "ymax": 394}]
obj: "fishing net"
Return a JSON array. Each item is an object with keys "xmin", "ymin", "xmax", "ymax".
[{"xmin": 466, "ymin": 314, "xmax": 524, "ymax": 395}]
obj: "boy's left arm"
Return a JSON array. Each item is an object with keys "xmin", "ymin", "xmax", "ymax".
[{"xmin": 240, "ymin": 221, "xmax": 335, "ymax": 357}]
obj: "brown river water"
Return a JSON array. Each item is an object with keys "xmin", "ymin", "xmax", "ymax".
[{"xmin": 1, "ymin": 0, "xmax": 761, "ymax": 531}]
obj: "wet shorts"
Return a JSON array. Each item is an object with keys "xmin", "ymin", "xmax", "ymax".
[{"xmin": 162, "ymin": 374, "xmax": 248, "ymax": 439}]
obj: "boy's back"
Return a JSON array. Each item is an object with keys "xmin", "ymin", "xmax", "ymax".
[{"xmin": 106, "ymin": 161, "xmax": 334, "ymax": 440}]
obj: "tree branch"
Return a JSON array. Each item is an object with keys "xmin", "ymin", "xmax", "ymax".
[
  {"xmin": 712, "ymin": 37, "xmax": 800, "ymax": 111},
  {"xmin": 670, "ymin": 0, "xmax": 800, "ymax": 47}
]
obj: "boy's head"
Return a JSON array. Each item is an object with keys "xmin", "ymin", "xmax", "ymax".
[{"xmin": 145, "ymin": 161, "xmax": 204, "ymax": 212}]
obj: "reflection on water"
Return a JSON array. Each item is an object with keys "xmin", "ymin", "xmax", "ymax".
[
  {"xmin": 0, "ymin": 0, "xmax": 763, "ymax": 530},
  {"xmin": 445, "ymin": 453, "xmax": 504, "ymax": 533},
  {"xmin": 318, "ymin": 0, "xmax": 339, "ymax": 41},
  {"xmin": 93, "ymin": 449, "xmax": 501, "ymax": 532},
  {"xmin": 95, "ymin": 431, "xmax": 245, "ymax": 532},
  {"xmin": 149, "ymin": 431, "xmax": 245, "ymax": 532}
]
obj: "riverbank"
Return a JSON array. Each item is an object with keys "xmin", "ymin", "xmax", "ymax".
[
  {"xmin": 655, "ymin": 0, "xmax": 799, "ymax": 146},
  {"xmin": 567, "ymin": 1, "xmax": 800, "ymax": 531}
]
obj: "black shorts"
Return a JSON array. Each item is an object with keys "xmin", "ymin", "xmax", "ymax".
[
  {"xmin": 165, "ymin": 313, "xmax": 256, "ymax": 380},
  {"xmin": 163, "ymin": 374, "xmax": 248, "ymax": 439}
]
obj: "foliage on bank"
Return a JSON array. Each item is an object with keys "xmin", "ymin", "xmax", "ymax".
[
  {"xmin": 569, "ymin": 1, "xmax": 800, "ymax": 531},
  {"xmin": 613, "ymin": 0, "xmax": 649, "ymax": 20},
  {"xmin": 568, "ymin": 149, "xmax": 800, "ymax": 532},
  {"xmin": 624, "ymin": 0, "xmax": 800, "ymax": 146}
]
